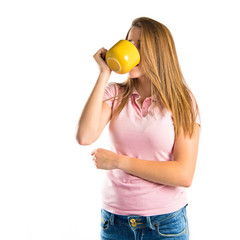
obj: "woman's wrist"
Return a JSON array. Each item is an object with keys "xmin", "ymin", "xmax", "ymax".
[
  {"xmin": 116, "ymin": 154, "xmax": 130, "ymax": 171},
  {"xmin": 97, "ymin": 71, "xmax": 111, "ymax": 83}
]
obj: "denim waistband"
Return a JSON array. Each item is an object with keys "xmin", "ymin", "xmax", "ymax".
[{"xmin": 101, "ymin": 205, "xmax": 187, "ymax": 230}]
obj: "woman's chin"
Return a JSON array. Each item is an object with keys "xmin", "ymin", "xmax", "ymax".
[{"xmin": 128, "ymin": 66, "xmax": 142, "ymax": 78}]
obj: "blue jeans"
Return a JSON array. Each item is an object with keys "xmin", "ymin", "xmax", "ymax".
[{"xmin": 101, "ymin": 205, "xmax": 189, "ymax": 240}]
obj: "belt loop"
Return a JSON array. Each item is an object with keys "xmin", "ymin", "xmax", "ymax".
[
  {"xmin": 146, "ymin": 216, "xmax": 155, "ymax": 230},
  {"xmin": 109, "ymin": 212, "xmax": 115, "ymax": 226}
]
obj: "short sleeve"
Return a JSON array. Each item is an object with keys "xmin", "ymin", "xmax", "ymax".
[{"xmin": 103, "ymin": 82, "xmax": 117, "ymax": 108}]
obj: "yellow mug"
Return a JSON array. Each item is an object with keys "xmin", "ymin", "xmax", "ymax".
[{"xmin": 105, "ymin": 40, "xmax": 140, "ymax": 74}]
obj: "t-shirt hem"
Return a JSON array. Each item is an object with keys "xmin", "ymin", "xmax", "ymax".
[{"xmin": 101, "ymin": 201, "xmax": 188, "ymax": 216}]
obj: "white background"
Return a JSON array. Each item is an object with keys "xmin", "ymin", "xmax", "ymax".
[{"xmin": 0, "ymin": 0, "xmax": 240, "ymax": 239}]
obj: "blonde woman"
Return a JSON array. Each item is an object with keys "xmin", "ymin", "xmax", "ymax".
[{"xmin": 77, "ymin": 17, "xmax": 200, "ymax": 240}]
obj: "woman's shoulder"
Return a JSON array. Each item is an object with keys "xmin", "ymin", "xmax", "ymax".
[
  {"xmin": 105, "ymin": 81, "xmax": 121, "ymax": 89},
  {"xmin": 105, "ymin": 82, "xmax": 123, "ymax": 96}
]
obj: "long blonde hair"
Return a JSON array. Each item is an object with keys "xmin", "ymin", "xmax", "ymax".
[{"xmin": 107, "ymin": 17, "xmax": 199, "ymax": 138}]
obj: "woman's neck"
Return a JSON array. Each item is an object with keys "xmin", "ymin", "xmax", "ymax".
[{"xmin": 134, "ymin": 77, "xmax": 151, "ymax": 99}]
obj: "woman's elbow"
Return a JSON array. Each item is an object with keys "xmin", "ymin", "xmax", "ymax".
[
  {"xmin": 76, "ymin": 136, "xmax": 92, "ymax": 145},
  {"xmin": 180, "ymin": 173, "xmax": 193, "ymax": 188},
  {"xmin": 76, "ymin": 137, "xmax": 91, "ymax": 146},
  {"xmin": 76, "ymin": 132, "xmax": 97, "ymax": 146},
  {"xmin": 182, "ymin": 178, "xmax": 192, "ymax": 188}
]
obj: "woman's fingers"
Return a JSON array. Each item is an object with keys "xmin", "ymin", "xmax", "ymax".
[
  {"xmin": 91, "ymin": 149, "xmax": 96, "ymax": 156},
  {"xmin": 93, "ymin": 48, "xmax": 111, "ymax": 74}
]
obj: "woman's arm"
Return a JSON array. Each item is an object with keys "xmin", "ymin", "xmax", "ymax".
[
  {"xmin": 92, "ymin": 124, "xmax": 200, "ymax": 187},
  {"xmin": 76, "ymin": 48, "xmax": 112, "ymax": 145}
]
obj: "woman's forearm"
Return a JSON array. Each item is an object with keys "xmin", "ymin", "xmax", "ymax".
[
  {"xmin": 92, "ymin": 127, "xmax": 199, "ymax": 187},
  {"xmin": 118, "ymin": 155, "xmax": 192, "ymax": 188},
  {"xmin": 76, "ymin": 72, "xmax": 110, "ymax": 144}
]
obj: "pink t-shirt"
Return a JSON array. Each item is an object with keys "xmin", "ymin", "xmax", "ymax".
[{"xmin": 101, "ymin": 82, "xmax": 200, "ymax": 216}]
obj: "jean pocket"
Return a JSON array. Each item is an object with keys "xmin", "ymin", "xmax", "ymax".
[
  {"xmin": 101, "ymin": 209, "xmax": 111, "ymax": 231},
  {"xmin": 155, "ymin": 208, "xmax": 188, "ymax": 237}
]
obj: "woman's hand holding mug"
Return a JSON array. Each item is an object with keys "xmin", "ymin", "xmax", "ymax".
[{"xmin": 93, "ymin": 47, "xmax": 112, "ymax": 76}]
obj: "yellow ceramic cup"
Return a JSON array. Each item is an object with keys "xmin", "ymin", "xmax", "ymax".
[{"xmin": 105, "ymin": 40, "xmax": 140, "ymax": 74}]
